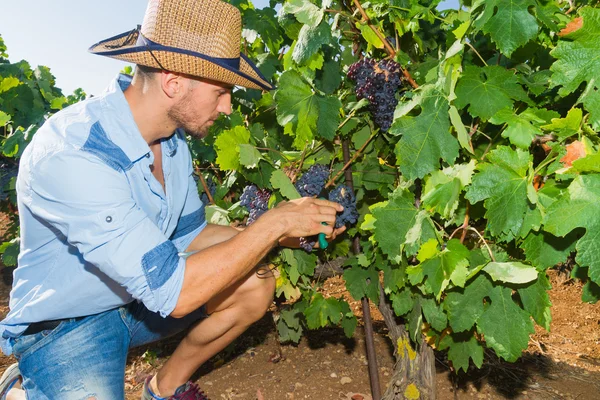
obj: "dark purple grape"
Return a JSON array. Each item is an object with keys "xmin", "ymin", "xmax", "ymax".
[
  {"xmin": 329, "ymin": 185, "xmax": 359, "ymax": 229},
  {"xmin": 239, "ymin": 185, "xmax": 272, "ymax": 225},
  {"xmin": 347, "ymin": 57, "xmax": 404, "ymax": 132},
  {"xmin": 294, "ymin": 164, "xmax": 330, "ymax": 197},
  {"xmin": 299, "ymin": 237, "xmax": 316, "ymax": 252}
]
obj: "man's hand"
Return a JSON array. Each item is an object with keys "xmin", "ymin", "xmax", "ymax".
[{"xmin": 268, "ymin": 197, "xmax": 344, "ymax": 240}]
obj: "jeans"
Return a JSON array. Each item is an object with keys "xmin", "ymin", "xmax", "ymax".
[{"xmin": 9, "ymin": 301, "xmax": 206, "ymax": 399}]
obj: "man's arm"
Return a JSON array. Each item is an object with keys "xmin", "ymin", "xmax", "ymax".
[{"xmin": 170, "ymin": 197, "xmax": 342, "ymax": 317}]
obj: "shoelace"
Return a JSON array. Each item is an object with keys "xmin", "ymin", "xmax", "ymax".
[{"xmin": 171, "ymin": 382, "xmax": 209, "ymax": 400}]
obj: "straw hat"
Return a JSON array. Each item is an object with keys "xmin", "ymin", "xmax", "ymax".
[{"xmin": 89, "ymin": 0, "xmax": 273, "ymax": 91}]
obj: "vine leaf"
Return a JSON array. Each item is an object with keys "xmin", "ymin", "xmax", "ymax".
[
  {"xmin": 489, "ymin": 107, "xmax": 558, "ymax": 149},
  {"xmin": 519, "ymin": 230, "xmax": 578, "ymax": 270},
  {"xmin": 410, "ymin": 239, "xmax": 470, "ymax": 300},
  {"xmin": 550, "ymin": 8, "xmax": 600, "ymax": 129},
  {"xmin": 274, "ymin": 70, "xmax": 341, "ymax": 148},
  {"xmin": 343, "ymin": 263, "xmax": 380, "ymax": 304},
  {"xmin": 474, "ymin": 0, "xmax": 539, "ymax": 56},
  {"xmin": 370, "ymin": 190, "xmax": 435, "ymax": 260},
  {"xmin": 544, "ymin": 174, "xmax": 600, "ymax": 284},
  {"xmin": 305, "ymin": 293, "xmax": 342, "ymax": 329},
  {"xmin": 517, "ymin": 273, "xmax": 552, "ymax": 331},
  {"xmin": 454, "ymin": 66, "xmax": 530, "ymax": 121},
  {"xmin": 293, "ymin": 22, "xmax": 332, "ymax": 65},
  {"xmin": 465, "ymin": 146, "xmax": 533, "ymax": 241},
  {"xmin": 439, "ymin": 332, "xmax": 484, "ymax": 373},
  {"xmin": 540, "ymin": 107, "xmax": 582, "ymax": 140},
  {"xmin": 390, "ymin": 87, "xmax": 459, "ymax": 180},
  {"xmin": 280, "ymin": 0, "xmax": 324, "ymax": 27},
  {"xmin": 422, "ymin": 161, "xmax": 476, "ymax": 219},
  {"xmin": 214, "ymin": 125, "xmax": 251, "ymax": 171},
  {"xmin": 444, "ymin": 274, "xmax": 494, "ymax": 333},
  {"xmin": 271, "ymin": 170, "xmax": 301, "ymax": 200},
  {"xmin": 477, "ymin": 285, "xmax": 535, "ymax": 362},
  {"xmin": 483, "ymin": 261, "xmax": 538, "ymax": 284}
]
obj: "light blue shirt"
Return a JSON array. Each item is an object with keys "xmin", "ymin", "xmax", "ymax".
[{"xmin": 0, "ymin": 74, "xmax": 206, "ymax": 355}]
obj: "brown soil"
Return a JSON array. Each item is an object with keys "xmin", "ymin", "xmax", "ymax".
[{"xmin": 0, "ymin": 268, "xmax": 599, "ymax": 399}]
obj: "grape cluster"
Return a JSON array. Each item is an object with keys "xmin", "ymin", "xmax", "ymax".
[
  {"xmin": 294, "ymin": 164, "xmax": 329, "ymax": 197},
  {"xmin": 240, "ymin": 184, "xmax": 272, "ymax": 225},
  {"xmin": 347, "ymin": 57, "xmax": 403, "ymax": 132},
  {"xmin": 328, "ymin": 185, "xmax": 359, "ymax": 229},
  {"xmin": 200, "ymin": 176, "xmax": 216, "ymax": 205},
  {"xmin": 299, "ymin": 237, "xmax": 315, "ymax": 252}
]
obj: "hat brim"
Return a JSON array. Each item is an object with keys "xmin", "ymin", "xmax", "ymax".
[{"xmin": 89, "ymin": 29, "xmax": 274, "ymax": 91}]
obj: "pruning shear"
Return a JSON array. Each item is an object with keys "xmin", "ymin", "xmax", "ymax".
[{"xmin": 317, "ymin": 187, "xmax": 329, "ymax": 250}]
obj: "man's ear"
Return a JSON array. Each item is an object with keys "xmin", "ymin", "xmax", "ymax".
[{"xmin": 160, "ymin": 71, "xmax": 184, "ymax": 99}]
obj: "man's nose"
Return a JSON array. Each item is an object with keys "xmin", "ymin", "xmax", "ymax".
[{"xmin": 218, "ymin": 92, "xmax": 232, "ymax": 115}]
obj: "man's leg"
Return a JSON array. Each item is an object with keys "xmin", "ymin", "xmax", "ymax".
[
  {"xmin": 4, "ymin": 309, "xmax": 131, "ymax": 400},
  {"xmin": 151, "ymin": 268, "xmax": 275, "ymax": 396}
]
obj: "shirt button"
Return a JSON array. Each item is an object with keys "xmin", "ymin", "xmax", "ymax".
[
  {"xmin": 146, "ymin": 153, "xmax": 151, "ymax": 158},
  {"xmin": 106, "ymin": 216, "xmax": 113, "ymax": 223}
]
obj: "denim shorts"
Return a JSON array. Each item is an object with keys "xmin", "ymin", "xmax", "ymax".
[{"xmin": 9, "ymin": 301, "xmax": 206, "ymax": 399}]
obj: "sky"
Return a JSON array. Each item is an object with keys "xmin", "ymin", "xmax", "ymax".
[{"xmin": 1, "ymin": 0, "xmax": 458, "ymax": 97}]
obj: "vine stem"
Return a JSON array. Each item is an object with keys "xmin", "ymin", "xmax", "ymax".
[
  {"xmin": 325, "ymin": 130, "xmax": 377, "ymax": 188},
  {"xmin": 466, "ymin": 42, "xmax": 488, "ymax": 66},
  {"xmin": 351, "ymin": 0, "xmax": 419, "ymax": 89},
  {"xmin": 448, "ymin": 203, "xmax": 470, "ymax": 244},
  {"xmin": 197, "ymin": 171, "xmax": 215, "ymax": 205},
  {"xmin": 469, "ymin": 227, "xmax": 496, "ymax": 262}
]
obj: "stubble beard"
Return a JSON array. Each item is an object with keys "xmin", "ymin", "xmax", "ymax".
[{"xmin": 168, "ymin": 93, "xmax": 210, "ymax": 139}]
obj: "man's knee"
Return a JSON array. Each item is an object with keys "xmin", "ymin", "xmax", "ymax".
[{"xmin": 237, "ymin": 270, "xmax": 276, "ymax": 323}]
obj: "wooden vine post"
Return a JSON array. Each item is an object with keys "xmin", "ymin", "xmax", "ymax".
[{"xmin": 341, "ymin": 139, "xmax": 382, "ymax": 400}]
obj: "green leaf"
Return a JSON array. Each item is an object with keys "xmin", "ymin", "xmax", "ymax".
[
  {"xmin": 483, "ymin": 261, "xmax": 538, "ymax": 284},
  {"xmin": 305, "ymin": 293, "xmax": 343, "ymax": 329},
  {"xmin": 238, "ymin": 144, "xmax": 262, "ymax": 169},
  {"xmin": 477, "ymin": 285, "xmax": 535, "ymax": 362},
  {"xmin": 390, "ymin": 288, "xmax": 413, "ymax": 316},
  {"xmin": 422, "ymin": 161, "xmax": 476, "ymax": 219},
  {"xmin": 280, "ymin": 0, "xmax": 323, "ymax": 27},
  {"xmin": 274, "ymin": 70, "xmax": 341, "ymax": 148},
  {"xmin": 489, "ymin": 108, "xmax": 548, "ymax": 149},
  {"xmin": 390, "ymin": 87, "xmax": 459, "ymax": 180},
  {"xmin": 445, "ymin": 274, "xmax": 494, "ymax": 333},
  {"xmin": 465, "ymin": 146, "xmax": 532, "ymax": 240},
  {"xmin": 517, "ymin": 273, "xmax": 552, "ymax": 331},
  {"xmin": 540, "ymin": 107, "xmax": 582, "ymax": 140},
  {"xmin": 270, "ymin": 170, "xmax": 301, "ymax": 200},
  {"xmin": 550, "ymin": 8, "xmax": 600, "ymax": 101},
  {"xmin": 474, "ymin": 0, "xmax": 539, "ymax": 56},
  {"xmin": 293, "ymin": 22, "xmax": 332, "ymax": 65},
  {"xmin": 2, "ymin": 127, "xmax": 26, "ymax": 158},
  {"xmin": 520, "ymin": 230, "xmax": 578, "ymax": 270},
  {"xmin": 454, "ymin": 66, "xmax": 529, "ymax": 120},
  {"xmin": 582, "ymin": 280, "xmax": 600, "ymax": 304},
  {"xmin": 214, "ymin": 126, "xmax": 250, "ymax": 171},
  {"xmin": 439, "ymin": 332, "xmax": 484, "ymax": 373},
  {"xmin": 0, "ymin": 111, "xmax": 10, "ymax": 127},
  {"xmin": 357, "ymin": 23, "xmax": 384, "ymax": 49},
  {"xmin": 544, "ymin": 175, "xmax": 600, "ymax": 284},
  {"xmin": 0, "ymin": 239, "xmax": 19, "ymax": 267},
  {"xmin": 421, "ymin": 297, "xmax": 448, "ymax": 332},
  {"xmin": 277, "ymin": 308, "xmax": 303, "ymax": 343},
  {"xmin": 343, "ymin": 263, "xmax": 380, "ymax": 304},
  {"xmin": 340, "ymin": 301, "xmax": 357, "ymax": 338},
  {"xmin": 418, "ymin": 239, "xmax": 470, "ymax": 300},
  {"xmin": 281, "ymin": 248, "xmax": 318, "ymax": 277},
  {"xmin": 371, "ymin": 190, "xmax": 425, "ymax": 260},
  {"xmin": 572, "ymin": 152, "xmax": 600, "ymax": 173},
  {"xmin": 0, "ymin": 76, "xmax": 20, "ymax": 94}
]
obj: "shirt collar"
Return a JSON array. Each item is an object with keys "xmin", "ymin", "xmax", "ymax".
[{"xmin": 100, "ymin": 74, "xmax": 179, "ymax": 162}]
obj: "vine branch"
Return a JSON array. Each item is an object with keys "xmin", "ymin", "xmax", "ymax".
[
  {"xmin": 351, "ymin": 0, "xmax": 419, "ymax": 89},
  {"xmin": 325, "ymin": 130, "xmax": 377, "ymax": 188},
  {"xmin": 197, "ymin": 171, "xmax": 215, "ymax": 205}
]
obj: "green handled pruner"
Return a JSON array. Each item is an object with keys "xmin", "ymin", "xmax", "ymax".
[{"xmin": 317, "ymin": 188, "xmax": 329, "ymax": 250}]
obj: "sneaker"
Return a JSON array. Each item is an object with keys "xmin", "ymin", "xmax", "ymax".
[
  {"xmin": 141, "ymin": 376, "xmax": 209, "ymax": 400},
  {"xmin": 0, "ymin": 363, "xmax": 21, "ymax": 400}
]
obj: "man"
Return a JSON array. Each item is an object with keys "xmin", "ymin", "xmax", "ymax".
[{"xmin": 0, "ymin": 0, "xmax": 345, "ymax": 399}]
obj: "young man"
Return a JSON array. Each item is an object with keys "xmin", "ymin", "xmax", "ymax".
[{"xmin": 0, "ymin": 0, "xmax": 344, "ymax": 399}]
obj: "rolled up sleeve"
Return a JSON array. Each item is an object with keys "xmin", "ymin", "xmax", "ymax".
[
  {"xmin": 170, "ymin": 169, "xmax": 207, "ymax": 253},
  {"xmin": 25, "ymin": 150, "xmax": 183, "ymax": 317}
]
